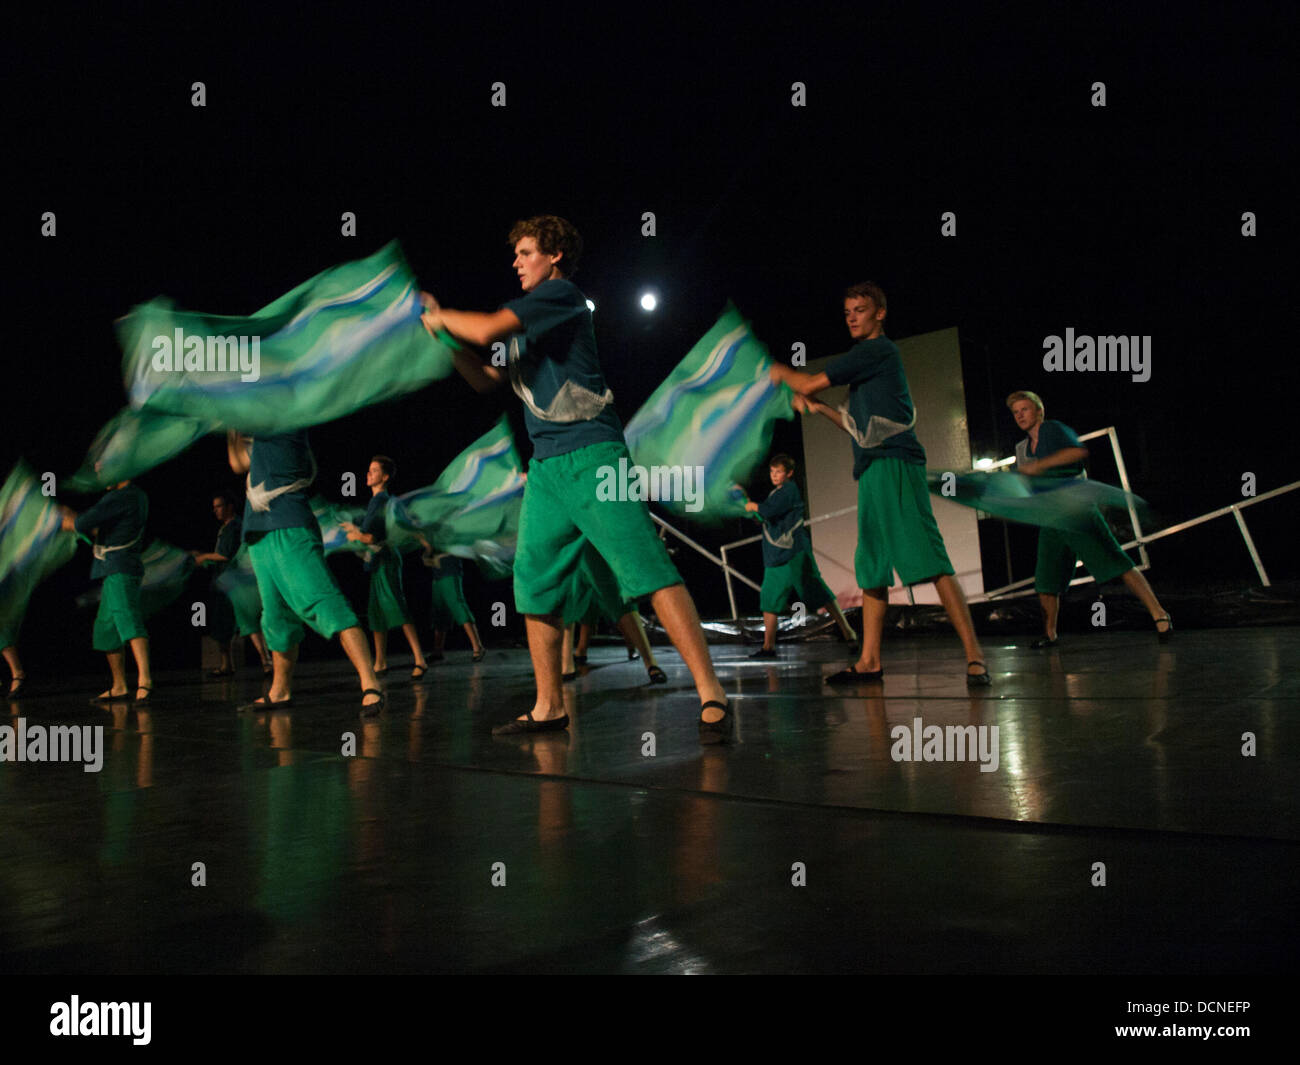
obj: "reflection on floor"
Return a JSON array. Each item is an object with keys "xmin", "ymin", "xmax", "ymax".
[{"xmin": 2, "ymin": 627, "xmax": 1297, "ymax": 973}]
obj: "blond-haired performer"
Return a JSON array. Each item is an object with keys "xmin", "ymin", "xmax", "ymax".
[
  {"xmin": 770, "ymin": 282, "xmax": 990, "ymax": 686},
  {"xmin": 1007, "ymin": 391, "xmax": 1172, "ymax": 645},
  {"xmin": 420, "ymin": 215, "xmax": 732, "ymax": 739}
]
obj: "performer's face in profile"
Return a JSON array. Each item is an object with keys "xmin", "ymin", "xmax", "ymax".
[
  {"xmin": 769, "ymin": 464, "xmax": 790, "ymax": 487},
  {"xmin": 844, "ymin": 297, "xmax": 886, "ymax": 340},
  {"xmin": 513, "ymin": 236, "xmax": 562, "ymax": 292},
  {"xmin": 1010, "ymin": 399, "xmax": 1042, "ymax": 432},
  {"xmin": 212, "ymin": 497, "xmax": 234, "ymax": 522},
  {"xmin": 366, "ymin": 462, "xmax": 387, "ymax": 490}
]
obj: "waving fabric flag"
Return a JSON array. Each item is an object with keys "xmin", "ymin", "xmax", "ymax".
[
  {"xmin": 623, "ymin": 304, "xmax": 795, "ymax": 522},
  {"xmin": 385, "ymin": 417, "xmax": 526, "ymax": 575},
  {"xmin": 310, "ymin": 497, "xmax": 369, "ymax": 557},
  {"xmin": 75, "ymin": 539, "xmax": 196, "ymax": 618},
  {"xmin": 213, "ymin": 544, "xmax": 262, "ymax": 625},
  {"xmin": 0, "ymin": 462, "xmax": 78, "ymax": 644},
  {"xmin": 119, "ymin": 242, "xmax": 457, "ymax": 436},
  {"xmin": 67, "ymin": 407, "xmax": 219, "ymax": 491},
  {"xmin": 927, "ymin": 470, "xmax": 1146, "ymax": 534}
]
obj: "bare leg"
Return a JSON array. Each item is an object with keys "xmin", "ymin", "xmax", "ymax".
[
  {"xmin": 853, "ymin": 588, "xmax": 888, "ymax": 671},
  {"xmin": 576, "ymin": 623, "xmax": 592, "ymax": 658},
  {"xmin": 561, "ymin": 624, "xmax": 576, "ymax": 674},
  {"xmin": 761, "ymin": 611, "xmax": 777, "ymax": 651},
  {"xmin": 400, "ymin": 622, "xmax": 427, "ymax": 672},
  {"xmin": 100, "ymin": 650, "xmax": 129, "ymax": 698},
  {"xmin": 519, "ymin": 614, "xmax": 566, "ymax": 722},
  {"xmin": 647, "ymin": 583, "xmax": 725, "ymax": 722},
  {"xmin": 1120, "ymin": 568, "xmax": 1168, "ymax": 628},
  {"xmin": 3, "ymin": 645, "xmax": 23, "ymax": 692},
  {"xmin": 433, "ymin": 629, "xmax": 447, "ymax": 656},
  {"xmin": 932, "ymin": 574, "xmax": 986, "ymax": 675},
  {"xmin": 128, "ymin": 636, "xmax": 152, "ymax": 698},
  {"xmin": 259, "ymin": 645, "xmax": 298, "ymax": 702},
  {"xmin": 617, "ymin": 611, "xmax": 658, "ymax": 669},
  {"xmin": 372, "ymin": 630, "xmax": 388, "ymax": 672},
  {"xmin": 1038, "ymin": 592, "xmax": 1060, "ymax": 639},
  {"xmin": 220, "ymin": 638, "xmax": 234, "ymax": 673},
  {"xmin": 249, "ymin": 631, "xmax": 270, "ymax": 669},
  {"xmin": 339, "ymin": 627, "xmax": 381, "ymax": 707},
  {"xmin": 462, "ymin": 622, "xmax": 484, "ymax": 654}
]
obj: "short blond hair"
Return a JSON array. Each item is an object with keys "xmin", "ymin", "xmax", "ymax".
[{"xmin": 1006, "ymin": 390, "xmax": 1044, "ymax": 419}]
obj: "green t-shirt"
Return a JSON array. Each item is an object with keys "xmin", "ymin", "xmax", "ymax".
[
  {"xmin": 1022, "ymin": 419, "xmax": 1086, "ymax": 478},
  {"xmin": 502, "ymin": 279, "xmax": 626, "ymax": 460},
  {"xmin": 242, "ymin": 430, "xmax": 320, "ymax": 540},
  {"xmin": 824, "ymin": 336, "xmax": 926, "ymax": 479},
  {"xmin": 76, "ymin": 484, "xmax": 148, "ymax": 580}
]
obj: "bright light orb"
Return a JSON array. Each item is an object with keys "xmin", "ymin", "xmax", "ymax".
[
  {"xmin": 640, "ymin": 292, "xmax": 658, "ymax": 312},
  {"xmin": 586, "ymin": 299, "xmax": 596, "ymax": 312},
  {"xmin": 974, "ymin": 458, "xmax": 994, "ymax": 470}
]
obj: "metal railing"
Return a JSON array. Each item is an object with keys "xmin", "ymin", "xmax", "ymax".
[{"xmin": 648, "ymin": 425, "xmax": 1298, "ymax": 613}]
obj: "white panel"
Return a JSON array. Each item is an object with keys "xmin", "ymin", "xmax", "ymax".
[{"xmin": 802, "ymin": 327, "xmax": 983, "ymax": 605}]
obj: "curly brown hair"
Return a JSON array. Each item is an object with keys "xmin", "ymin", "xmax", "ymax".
[
  {"xmin": 844, "ymin": 281, "xmax": 887, "ymax": 317},
  {"xmin": 507, "ymin": 215, "xmax": 583, "ymax": 276}
]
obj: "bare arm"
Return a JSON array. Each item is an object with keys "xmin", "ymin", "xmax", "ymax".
[
  {"xmin": 227, "ymin": 430, "xmax": 251, "ymax": 474},
  {"xmin": 770, "ymin": 363, "xmax": 832, "ymax": 397},
  {"xmin": 793, "ymin": 392, "xmax": 845, "ymax": 430},
  {"xmin": 420, "ymin": 293, "xmax": 515, "ymax": 392},
  {"xmin": 1020, "ymin": 446, "xmax": 1088, "ymax": 476}
]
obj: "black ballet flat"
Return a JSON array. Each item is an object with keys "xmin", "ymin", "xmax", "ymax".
[
  {"xmin": 646, "ymin": 666, "xmax": 668, "ymax": 684},
  {"xmin": 8, "ymin": 675, "xmax": 26, "ymax": 697},
  {"xmin": 133, "ymin": 686, "xmax": 154, "ymax": 705},
  {"xmin": 472, "ymin": 648, "xmax": 486, "ymax": 662},
  {"xmin": 360, "ymin": 688, "xmax": 386, "ymax": 717},
  {"xmin": 492, "ymin": 711, "xmax": 569, "ymax": 736},
  {"xmin": 1030, "ymin": 636, "xmax": 1059, "ymax": 649},
  {"xmin": 90, "ymin": 690, "xmax": 131, "ymax": 705},
  {"xmin": 698, "ymin": 699, "xmax": 734, "ymax": 743},
  {"xmin": 562, "ymin": 670, "xmax": 578, "ymax": 682},
  {"xmin": 966, "ymin": 661, "xmax": 992, "ymax": 687},
  {"xmin": 573, "ymin": 654, "xmax": 588, "ymax": 665},
  {"xmin": 237, "ymin": 696, "xmax": 293, "ymax": 713},
  {"xmin": 825, "ymin": 665, "xmax": 883, "ymax": 685},
  {"xmin": 410, "ymin": 664, "xmax": 428, "ymax": 679},
  {"xmin": 1155, "ymin": 615, "xmax": 1173, "ymax": 643}
]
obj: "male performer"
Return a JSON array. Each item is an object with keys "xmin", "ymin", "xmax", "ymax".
[
  {"xmin": 343, "ymin": 455, "xmax": 429, "ymax": 678},
  {"xmin": 61, "ymin": 480, "xmax": 154, "ymax": 702},
  {"xmin": 420, "ymin": 546, "xmax": 487, "ymax": 662},
  {"xmin": 192, "ymin": 490, "xmax": 271, "ymax": 675},
  {"xmin": 736, "ymin": 453, "xmax": 856, "ymax": 657},
  {"xmin": 1008, "ymin": 390, "xmax": 1172, "ymax": 644},
  {"xmin": 227, "ymin": 429, "xmax": 384, "ymax": 714},
  {"xmin": 561, "ymin": 546, "xmax": 666, "ymax": 684},
  {"xmin": 770, "ymin": 282, "xmax": 991, "ymax": 685},
  {"xmin": 419, "ymin": 215, "xmax": 732, "ymax": 737}
]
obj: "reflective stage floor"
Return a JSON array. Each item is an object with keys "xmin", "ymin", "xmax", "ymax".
[{"xmin": 2, "ymin": 627, "xmax": 1297, "ymax": 974}]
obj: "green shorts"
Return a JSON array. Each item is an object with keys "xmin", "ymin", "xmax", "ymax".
[
  {"xmin": 367, "ymin": 553, "xmax": 411, "ymax": 631},
  {"xmin": 569, "ymin": 545, "xmax": 631, "ymax": 626},
  {"xmin": 1034, "ymin": 508, "xmax": 1133, "ymax": 594},
  {"xmin": 514, "ymin": 441, "xmax": 683, "ymax": 617},
  {"xmin": 430, "ymin": 572, "xmax": 474, "ymax": 629},
  {"xmin": 760, "ymin": 549, "xmax": 835, "ymax": 614},
  {"xmin": 247, "ymin": 527, "xmax": 359, "ymax": 653},
  {"xmin": 231, "ymin": 586, "xmax": 262, "ymax": 638},
  {"xmin": 855, "ymin": 458, "xmax": 954, "ymax": 589},
  {"xmin": 92, "ymin": 572, "xmax": 148, "ymax": 652}
]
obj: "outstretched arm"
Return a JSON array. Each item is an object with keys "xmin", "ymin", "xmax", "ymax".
[
  {"xmin": 770, "ymin": 363, "xmax": 832, "ymax": 397},
  {"xmin": 792, "ymin": 392, "xmax": 845, "ymax": 430},
  {"xmin": 1019, "ymin": 446, "xmax": 1088, "ymax": 476},
  {"xmin": 227, "ymin": 430, "xmax": 251, "ymax": 474},
  {"xmin": 420, "ymin": 292, "xmax": 517, "ymax": 393}
]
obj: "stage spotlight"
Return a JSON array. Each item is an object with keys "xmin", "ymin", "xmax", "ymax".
[
  {"xmin": 586, "ymin": 299, "xmax": 596, "ymax": 312},
  {"xmin": 974, "ymin": 458, "xmax": 994, "ymax": 470},
  {"xmin": 640, "ymin": 292, "xmax": 658, "ymax": 312}
]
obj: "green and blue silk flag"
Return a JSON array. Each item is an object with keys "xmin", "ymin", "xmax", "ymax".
[
  {"xmin": 623, "ymin": 305, "xmax": 795, "ymax": 522},
  {"xmin": 928, "ymin": 470, "xmax": 1146, "ymax": 534},
  {"xmin": 0, "ymin": 462, "xmax": 78, "ymax": 644}
]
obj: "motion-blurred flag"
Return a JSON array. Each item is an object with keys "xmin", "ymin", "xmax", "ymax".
[
  {"xmin": 75, "ymin": 539, "xmax": 196, "ymax": 618},
  {"xmin": 67, "ymin": 407, "xmax": 219, "ymax": 491},
  {"xmin": 213, "ymin": 544, "xmax": 262, "ymax": 625},
  {"xmin": 386, "ymin": 416, "xmax": 526, "ymax": 575},
  {"xmin": 927, "ymin": 469, "xmax": 1146, "ymax": 534},
  {"xmin": 0, "ymin": 462, "xmax": 78, "ymax": 644},
  {"xmin": 624, "ymin": 304, "xmax": 794, "ymax": 522},
  {"xmin": 119, "ymin": 242, "xmax": 456, "ymax": 435},
  {"xmin": 311, "ymin": 498, "xmax": 369, "ymax": 557}
]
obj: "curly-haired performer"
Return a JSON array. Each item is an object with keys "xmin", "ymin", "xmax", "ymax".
[{"xmin": 420, "ymin": 216, "xmax": 733, "ymax": 739}]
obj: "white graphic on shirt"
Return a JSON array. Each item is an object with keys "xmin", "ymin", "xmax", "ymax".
[{"xmin": 508, "ymin": 336, "xmax": 614, "ymax": 423}]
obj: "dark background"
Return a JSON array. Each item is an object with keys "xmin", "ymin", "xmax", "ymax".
[{"xmin": 6, "ymin": 2, "xmax": 1297, "ymax": 672}]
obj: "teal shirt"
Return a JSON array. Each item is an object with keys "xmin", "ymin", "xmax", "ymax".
[
  {"xmin": 1024, "ymin": 420, "xmax": 1086, "ymax": 478},
  {"xmin": 360, "ymin": 491, "xmax": 392, "ymax": 573},
  {"xmin": 755, "ymin": 482, "xmax": 811, "ymax": 567},
  {"xmin": 242, "ymin": 430, "xmax": 320, "ymax": 541},
  {"xmin": 76, "ymin": 484, "xmax": 147, "ymax": 580},
  {"xmin": 502, "ymin": 279, "xmax": 626, "ymax": 460},
  {"xmin": 426, "ymin": 554, "xmax": 463, "ymax": 579},
  {"xmin": 824, "ymin": 336, "xmax": 926, "ymax": 479}
]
